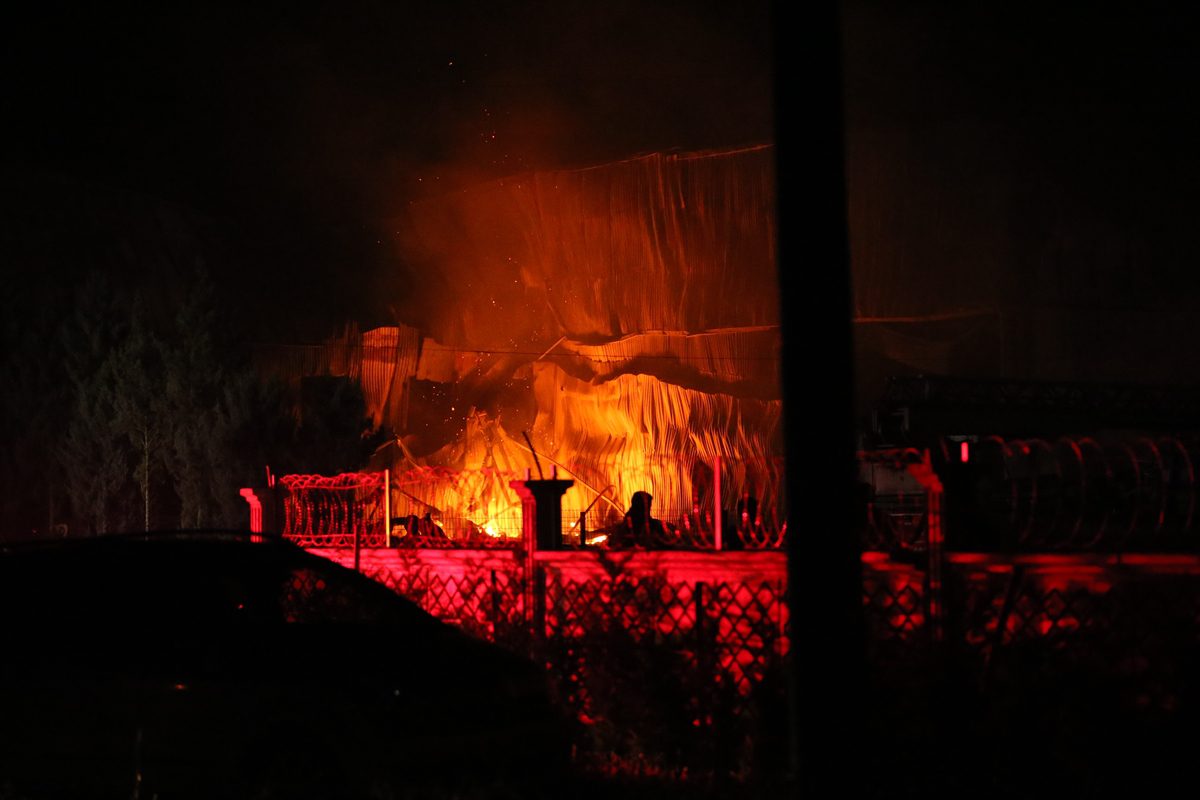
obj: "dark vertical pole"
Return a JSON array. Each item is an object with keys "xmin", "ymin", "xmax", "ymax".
[
  {"xmin": 532, "ymin": 559, "xmax": 546, "ymax": 646},
  {"xmin": 694, "ymin": 581, "xmax": 709, "ymax": 727},
  {"xmin": 777, "ymin": 0, "xmax": 863, "ymax": 791},
  {"xmin": 491, "ymin": 569, "xmax": 502, "ymax": 643},
  {"xmin": 353, "ymin": 523, "xmax": 361, "ymax": 572},
  {"xmin": 512, "ymin": 476, "xmax": 539, "ymax": 648}
]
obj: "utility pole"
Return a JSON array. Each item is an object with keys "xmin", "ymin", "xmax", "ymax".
[{"xmin": 779, "ymin": 2, "xmax": 863, "ymax": 792}]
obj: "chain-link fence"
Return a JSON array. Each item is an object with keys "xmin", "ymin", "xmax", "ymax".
[
  {"xmin": 359, "ymin": 558, "xmax": 530, "ymax": 650},
  {"xmin": 312, "ymin": 546, "xmax": 789, "ymax": 782},
  {"xmin": 860, "ymin": 550, "xmax": 1200, "ymax": 793},
  {"xmin": 857, "ymin": 443, "xmax": 1200, "ymax": 794}
]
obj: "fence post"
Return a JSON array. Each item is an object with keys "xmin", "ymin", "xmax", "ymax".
[
  {"xmin": 906, "ymin": 450, "xmax": 945, "ymax": 643},
  {"xmin": 533, "ymin": 560, "xmax": 546, "ymax": 647},
  {"xmin": 926, "ymin": 467, "xmax": 945, "ymax": 644},
  {"xmin": 490, "ymin": 569, "xmax": 502, "ymax": 643},
  {"xmin": 694, "ymin": 581, "xmax": 712, "ymax": 733},
  {"xmin": 713, "ymin": 456, "xmax": 723, "ymax": 551},
  {"xmin": 509, "ymin": 471, "xmax": 574, "ymax": 644},
  {"xmin": 383, "ymin": 468, "xmax": 391, "ymax": 548},
  {"xmin": 238, "ymin": 488, "xmax": 263, "ymax": 534}
]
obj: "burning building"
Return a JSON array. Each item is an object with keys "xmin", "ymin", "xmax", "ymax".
[{"xmin": 258, "ymin": 145, "xmax": 784, "ymax": 545}]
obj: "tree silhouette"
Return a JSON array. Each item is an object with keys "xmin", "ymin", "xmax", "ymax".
[
  {"xmin": 44, "ymin": 268, "xmax": 383, "ymax": 534},
  {"xmin": 108, "ymin": 298, "xmax": 168, "ymax": 531},
  {"xmin": 58, "ymin": 274, "xmax": 134, "ymax": 534},
  {"xmin": 160, "ymin": 268, "xmax": 227, "ymax": 527},
  {"xmin": 0, "ymin": 278, "xmax": 70, "ymax": 537}
]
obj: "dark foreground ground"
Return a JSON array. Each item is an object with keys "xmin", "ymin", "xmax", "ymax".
[{"xmin": 0, "ymin": 660, "xmax": 1187, "ymax": 799}]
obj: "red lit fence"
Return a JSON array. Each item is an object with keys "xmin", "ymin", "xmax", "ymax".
[
  {"xmin": 313, "ymin": 548, "xmax": 787, "ymax": 692},
  {"xmin": 279, "ymin": 472, "xmax": 388, "ymax": 548},
  {"xmin": 278, "ymin": 459, "xmax": 787, "ymax": 551},
  {"xmin": 863, "ymin": 551, "xmax": 1200, "ymax": 716},
  {"xmin": 271, "ymin": 461, "xmax": 790, "ymax": 779},
  {"xmin": 311, "ymin": 546, "xmax": 788, "ymax": 774},
  {"xmin": 267, "ymin": 444, "xmax": 1200, "ymax": 778}
]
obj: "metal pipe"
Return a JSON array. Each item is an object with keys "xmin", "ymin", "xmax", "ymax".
[{"xmin": 510, "ymin": 441, "xmax": 624, "ymax": 517}]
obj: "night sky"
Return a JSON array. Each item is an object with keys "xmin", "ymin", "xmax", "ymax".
[
  {"xmin": 840, "ymin": 4, "xmax": 1200, "ymax": 386},
  {"xmin": 4, "ymin": 3, "xmax": 1200, "ymax": 373},
  {"xmin": 2, "ymin": 1, "xmax": 773, "ymax": 340},
  {"xmin": 843, "ymin": 3, "xmax": 1200, "ymax": 276}
]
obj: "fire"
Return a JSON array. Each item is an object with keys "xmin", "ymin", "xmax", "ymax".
[
  {"xmin": 380, "ymin": 371, "xmax": 784, "ymax": 544},
  {"xmin": 330, "ymin": 148, "xmax": 785, "ymax": 540}
]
